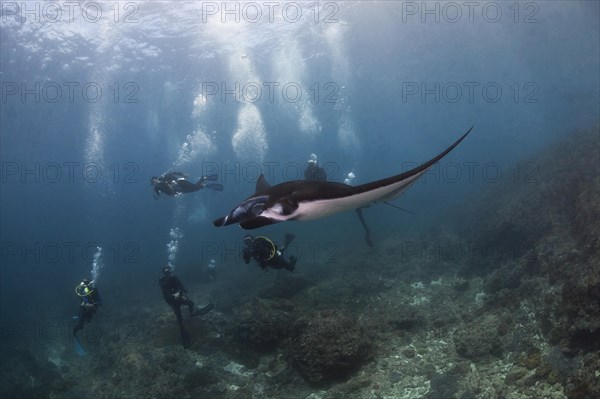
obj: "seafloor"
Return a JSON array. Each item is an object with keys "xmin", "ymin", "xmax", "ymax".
[{"xmin": 2, "ymin": 126, "xmax": 598, "ymax": 399}]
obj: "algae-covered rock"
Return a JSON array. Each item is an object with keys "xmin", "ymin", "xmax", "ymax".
[
  {"xmin": 183, "ymin": 368, "xmax": 220, "ymax": 389},
  {"xmin": 565, "ymin": 352, "xmax": 600, "ymax": 399},
  {"xmin": 453, "ymin": 315, "xmax": 504, "ymax": 360},
  {"xmin": 519, "ymin": 350, "xmax": 542, "ymax": 370},
  {"xmin": 258, "ymin": 275, "xmax": 312, "ymax": 299},
  {"xmin": 230, "ymin": 298, "xmax": 299, "ymax": 351},
  {"xmin": 560, "ymin": 274, "xmax": 600, "ymax": 354},
  {"xmin": 385, "ymin": 304, "xmax": 425, "ymax": 331},
  {"xmin": 0, "ymin": 348, "xmax": 67, "ymax": 399},
  {"xmin": 426, "ymin": 371, "xmax": 460, "ymax": 399},
  {"xmin": 289, "ymin": 309, "xmax": 372, "ymax": 385}
]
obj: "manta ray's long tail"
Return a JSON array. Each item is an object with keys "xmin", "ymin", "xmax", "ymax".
[
  {"xmin": 405, "ymin": 125, "xmax": 473, "ymax": 176},
  {"xmin": 348, "ymin": 126, "xmax": 474, "ymax": 203}
]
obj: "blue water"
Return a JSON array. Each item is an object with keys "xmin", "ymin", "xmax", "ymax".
[{"xmin": 1, "ymin": 1, "xmax": 598, "ymax": 352}]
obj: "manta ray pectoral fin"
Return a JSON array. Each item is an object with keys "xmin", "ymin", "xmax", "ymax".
[{"xmin": 240, "ymin": 216, "xmax": 280, "ymax": 230}]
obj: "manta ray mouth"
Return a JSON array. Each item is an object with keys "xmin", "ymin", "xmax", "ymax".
[
  {"xmin": 214, "ymin": 195, "xmax": 270, "ymax": 227},
  {"xmin": 239, "ymin": 216, "xmax": 280, "ymax": 229}
]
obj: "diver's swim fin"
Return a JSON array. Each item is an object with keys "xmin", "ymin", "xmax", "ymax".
[
  {"xmin": 202, "ymin": 174, "xmax": 219, "ymax": 181},
  {"xmin": 74, "ymin": 336, "xmax": 87, "ymax": 357},
  {"xmin": 181, "ymin": 328, "xmax": 191, "ymax": 349},
  {"xmin": 356, "ymin": 208, "xmax": 374, "ymax": 247},
  {"xmin": 205, "ymin": 183, "xmax": 223, "ymax": 191},
  {"xmin": 364, "ymin": 231, "xmax": 374, "ymax": 248},
  {"xmin": 279, "ymin": 233, "xmax": 295, "ymax": 254},
  {"xmin": 192, "ymin": 303, "xmax": 214, "ymax": 317},
  {"xmin": 284, "ymin": 233, "xmax": 295, "ymax": 247}
]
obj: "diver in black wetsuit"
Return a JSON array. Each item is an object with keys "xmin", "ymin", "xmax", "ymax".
[
  {"xmin": 151, "ymin": 172, "xmax": 223, "ymax": 198},
  {"xmin": 304, "ymin": 157, "xmax": 328, "ymax": 182},
  {"xmin": 304, "ymin": 155, "xmax": 374, "ymax": 247},
  {"xmin": 242, "ymin": 234, "xmax": 297, "ymax": 272},
  {"xmin": 159, "ymin": 266, "xmax": 213, "ymax": 348},
  {"xmin": 73, "ymin": 278, "xmax": 102, "ymax": 338}
]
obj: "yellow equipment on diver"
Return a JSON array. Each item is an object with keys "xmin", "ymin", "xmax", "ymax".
[
  {"xmin": 75, "ymin": 282, "xmax": 95, "ymax": 297},
  {"xmin": 255, "ymin": 236, "xmax": 276, "ymax": 261}
]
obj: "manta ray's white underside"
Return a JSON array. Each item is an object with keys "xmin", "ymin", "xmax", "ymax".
[{"xmin": 260, "ymin": 171, "xmax": 424, "ymax": 222}]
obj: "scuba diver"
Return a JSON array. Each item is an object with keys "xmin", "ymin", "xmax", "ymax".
[
  {"xmin": 304, "ymin": 154, "xmax": 374, "ymax": 247},
  {"xmin": 151, "ymin": 172, "xmax": 223, "ymax": 198},
  {"xmin": 304, "ymin": 153, "xmax": 328, "ymax": 181},
  {"xmin": 206, "ymin": 259, "xmax": 217, "ymax": 282},
  {"xmin": 73, "ymin": 278, "xmax": 102, "ymax": 339},
  {"xmin": 159, "ymin": 266, "xmax": 214, "ymax": 348},
  {"xmin": 242, "ymin": 234, "xmax": 297, "ymax": 272}
]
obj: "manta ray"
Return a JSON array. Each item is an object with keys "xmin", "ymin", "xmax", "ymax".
[{"xmin": 214, "ymin": 126, "xmax": 473, "ymax": 229}]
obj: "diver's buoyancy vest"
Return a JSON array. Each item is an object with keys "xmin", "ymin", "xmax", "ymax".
[
  {"xmin": 81, "ymin": 286, "xmax": 101, "ymax": 305},
  {"xmin": 254, "ymin": 237, "xmax": 276, "ymax": 261}
]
